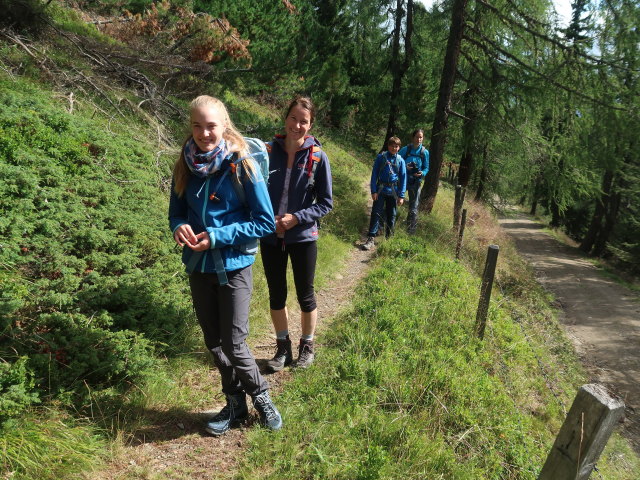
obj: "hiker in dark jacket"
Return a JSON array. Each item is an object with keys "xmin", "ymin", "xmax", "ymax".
[
  {"xmin": 362, "ymin": 136, "xmax": 407, "ymax": 250},
  {"xmin": 261, "ymin": 96, "xmax": 333, "ymax": 371},
  {"xmin": 169, "ymin": 95, "xmax": 281, "ymax": 436},
  {"xmin": 398, "ymin": 129, "xmax": 429, "ymax": 233}
]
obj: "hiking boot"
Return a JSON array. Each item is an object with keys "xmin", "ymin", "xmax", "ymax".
[
  {"xmin": 407, "ymin": 213, "xmax": 417, "ymax": 234},
  {"xmin": 266, "ymin": 336, "xmax": 293, "ymax": 372},
  {"xmin": 204, "ymin": 392, "xmax": 248, "ymax": 436},
  {"xmin": 362, "ymin": 236, "xmax": 375, "ymax": 251},
  {"xmin": 296, "ymin": 339, "xmax": 315, "ymax": 369},
  {"xmin": 252, "ymin": 390, "xmax": 282, "ymax": 431}
]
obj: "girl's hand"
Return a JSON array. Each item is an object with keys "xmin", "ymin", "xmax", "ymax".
[
  {"xmin": 174, "ymin": 224, "xmax": 198, "ymax": 248},
  {"xmin": 397, "ymin": 198, "xmax": 404, "ymax": 206},
  {"xmin": 276, "ymin": 213, "xmax": 299, "ymax": 233},
  {"xmin": 190, "ymin": 231, "xmax": 211, "ymax": 251}
]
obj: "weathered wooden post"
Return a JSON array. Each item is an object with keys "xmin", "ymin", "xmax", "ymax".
[
  {"xmin": 455, "ymin": 208, "xmax": 467, "ymax": 260},
  {"xmin": 475, "ymin": 244, "xmax": 498, "ymax": 339},
  {"xmin": 453, "ymin": 185, "xmax": 465, "ymax": 229},
  {"xmin": 538, "ymin": 384, "xmax": 625, "ymax": 480}
]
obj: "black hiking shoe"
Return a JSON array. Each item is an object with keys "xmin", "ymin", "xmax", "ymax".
[
  {"xmin": 252, "ymin": 390, "xmax": 282, "ymax": 431},
  {"xmin": 204, "ymin": 392, "xmax": 248, "ymax": 436},
  {"xmin": 266, "ymin": 336, "xmax": 293, "ymax": 372},
  {"xmin": 296, "ymin": 339, "xmax": 315, "ymax": 369}
]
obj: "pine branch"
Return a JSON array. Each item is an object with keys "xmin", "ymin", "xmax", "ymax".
[
  {"xmin": 464, "ymin": 28, "xmax": 629, "ymax": 112},
  {"xmin": 459, "ymin": 48, "xmax": 501, "ymax": 83},
  {"xmin": 502, "ymin": 0, "xmax": 550, "ymax": 28},
  {"xmin": 476, "ymin": 0, "xmax": 636, "ymax": 73}
]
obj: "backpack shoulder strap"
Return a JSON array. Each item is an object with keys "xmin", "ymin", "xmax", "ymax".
[
  {"xmin": 405, "ymin": 144, "xmax": 413, "ymax": 157},
  {"xmin": 306, "ymin": 145, "xmax": 322, "ymax": 190},
  {"xmin": 231, "ymin": 159, "xmax": 247, "ymax": 208}
]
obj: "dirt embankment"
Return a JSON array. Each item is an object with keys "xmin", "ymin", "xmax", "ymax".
[{"xmin": 499, "ymin": 214, "xmax": 640, "ymax": 453}]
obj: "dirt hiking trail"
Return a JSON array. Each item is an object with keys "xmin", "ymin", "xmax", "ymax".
[
  {"xmin": 96, "ymin": 243, "xmax": 375, "ymax": 480},
  {"xmin": 499, "ymin": 213, "xmax": 640, "ymax": 453}
]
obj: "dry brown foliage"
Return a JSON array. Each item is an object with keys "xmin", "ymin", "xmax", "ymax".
[
  {"xmin": 99, "ymin": 1, "xmax": 251, "ymax": 66},
  {"xmin": 281, "ymin": 0, "xmax": 298, "ymax": 14}
]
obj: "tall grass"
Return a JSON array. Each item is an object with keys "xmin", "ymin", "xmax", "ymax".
[
  {"xmin": 1, "ymin": 412, "xmax": 105, "ymax": 480},
  {"xmin": 239, "ymin": 187, "xmax": 639, "ymax": 479}
]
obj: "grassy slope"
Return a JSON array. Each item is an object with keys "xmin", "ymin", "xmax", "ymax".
[
  {"xmin": 240, "ymin": 187, "xmax": 639, "ymax": 479},
  {"xmin": 1, "ymin": 7, "xmax": 637, "ymax": 480},
  {"xmin": 0, "ymin": 11, "xmax": 370, "ymax": 478}
]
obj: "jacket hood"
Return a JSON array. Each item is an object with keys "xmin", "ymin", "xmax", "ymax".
[{"xmin": 273, "ymin": 134, "xmax": 321, "ymax": 151}]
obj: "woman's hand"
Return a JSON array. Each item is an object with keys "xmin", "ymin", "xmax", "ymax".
[
  {"xmin": 275, "ymin": 213, "xmax": 299, "ymax": 233},
  {"xmin": 174, "ymin": 225, "xmax": 210, "ymax": 251},
  {"xmin": 371, "ymin": 193, "xmax": 378, "ymax": 202},
  {"xmin": 397, "ymin": 198, "xmax": 404, "ymax": 206}
]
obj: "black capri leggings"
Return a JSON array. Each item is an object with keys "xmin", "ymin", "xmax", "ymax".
[{"xmin": 260, "ymin": 240, "xmax": 317, "ymax": 312}]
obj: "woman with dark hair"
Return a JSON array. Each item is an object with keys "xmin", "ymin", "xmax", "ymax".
[
  {"xmin": 398, "ymin": 129, "xmax": 429, "ymax": 233},
  {"xmin": 261, "ymin": 96, "xmax": 333, "ymax": 371}
]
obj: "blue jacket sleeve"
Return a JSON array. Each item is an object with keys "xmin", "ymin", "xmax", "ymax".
[
  {"xmin": 208, "ymin": 166, "xmax": 276, "ymax": 247},
  {"xmin": 293, "ymin": 151, "xmax": 333, "ymax": 224},
  {"xmin": 168, "ymin": 180, "xmax": 188, "ymax": 234},
  {"xmin": 397, "ymin": 157, "xmax": 407, "ymax": 198},
  {"xmin": 370, "ymin": 154, "xmax": 383, "ymax": 194}
]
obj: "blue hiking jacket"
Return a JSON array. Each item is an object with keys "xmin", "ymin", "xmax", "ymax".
[
  {"xmin": 261, "ymin": 135, "xmax": 333, "ymax": 246},
  {"xmin": 169, "ymin": 156, "xmax": 275, "ymax": 274},
  {"xmin": 398, "ymin": 144, "xmax": 429, "ymax": 185},
  {"xmin": 370, "ymin": 151, "xmax": 407, "ymax": 198}
]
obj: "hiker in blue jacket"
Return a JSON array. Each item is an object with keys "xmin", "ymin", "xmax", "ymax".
[
  {"xmin": 261, "ymin": 96, "xmax": 333, "ymax": 372},
  {"xmin": 169, "ymin": 95, "xmax": 281, "ymax": 436},
  {"xmin": 398, "ymin": 129, "xmax": 429, "ymax": 233},
  {"xmin": 362, "ymin": 136, "xmax": 407, "ymax": 250}
]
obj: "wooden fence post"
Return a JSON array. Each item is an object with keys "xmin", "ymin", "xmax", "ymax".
[
  {"xmin": 455, "ymin": 208, "xmax": 467, "ymax": 260},
  {"xmin": 453, "ymin": 185, "xmax": 465, "ymax": 229},
  {"xmin": 538, "ymin": 384, "xmax": 625, "ymax": 480},
  {"xmin": 475, "ymin": 244, "xmax": 499, "ymax": 339}
]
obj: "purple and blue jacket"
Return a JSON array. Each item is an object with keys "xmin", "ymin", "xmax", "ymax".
[{"xmin": 261, "ymin": 134, "xmax": 333, "ymax": 246}]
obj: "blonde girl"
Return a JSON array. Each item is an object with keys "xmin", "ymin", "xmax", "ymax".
[{"xmin": 169, "ymin": 95, "xmax": 281, "ymax": 435}]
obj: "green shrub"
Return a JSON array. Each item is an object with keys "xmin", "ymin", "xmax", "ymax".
[
  {"xmin": 0, "ymin": 357, "xmax": 40, "ymax": 422},
  {"xmin": 26, "ymin": 313, "xmax": 155, "ymax": 393},
  {"xmin": 0, "ymin": 80, "xmax": 190, "ymax": 397}
]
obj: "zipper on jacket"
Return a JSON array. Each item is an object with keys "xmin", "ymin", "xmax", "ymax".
[{"xmin": 200, "ymin": 177, "xmax": 211, "ymax": 273}]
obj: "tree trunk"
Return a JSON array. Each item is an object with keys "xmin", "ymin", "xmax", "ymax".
[
  {"xmin": 458, "ymin": 85, "xmax": 478, "ymax": 188},
  {"xmin": 421, "ymin": 0, "xmax": 469, "ymax": 212},
  {"xmin": 474, "ymin": 144, "xmax": 487, "ymax": 201},
  {"xmin": 382, "ymin": 0, "xmax": 414, "ymax": 151},
  {"xmin": 580, "ymin": 169, "xmax": 613, "ymax": 254},
  {"xmin": 457, "ymin": 3, "xmax": 483, "ymax": 188},
  {"xmin": 550, "ymin": 199, "xmax": 561, "ymax": 227},
  {"xmin": 593, "ymin": 176, "xmax": 621, "ymax": 257},
  {"xmin": 530, "ymin": 176, "xmax": 543, "ymax": 215}
]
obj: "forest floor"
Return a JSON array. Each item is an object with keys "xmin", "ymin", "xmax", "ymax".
[
  {"xmin": 498, "ymin": 211, "xmax": 640, "ymax": 454},
  {"xmin": 95, "ymin": 237, "xmax": 376, "ymax": 480}
]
